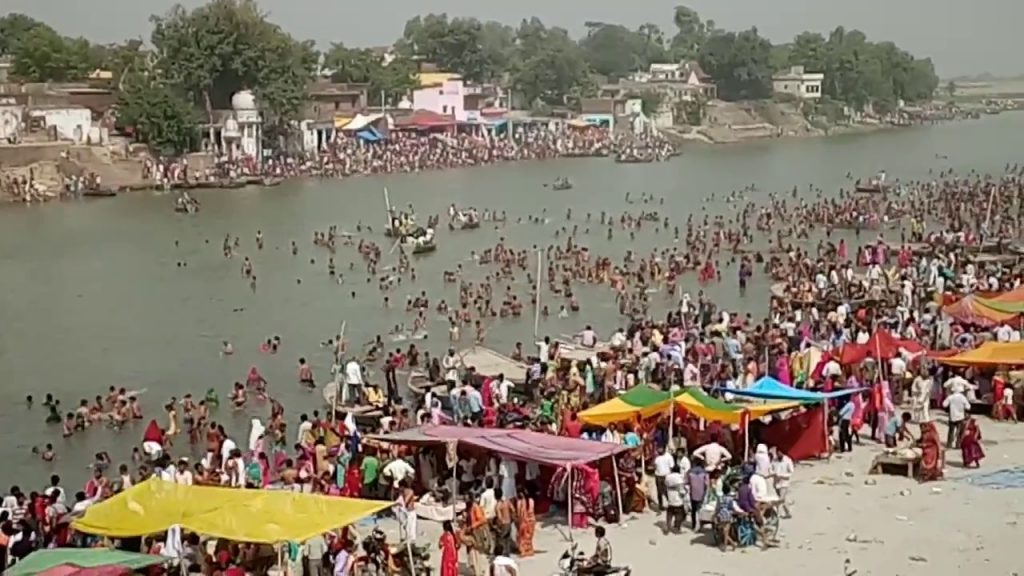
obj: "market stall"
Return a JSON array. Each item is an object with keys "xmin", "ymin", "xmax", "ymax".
[{"xmin": 73, "ymin": 478, "xmax": 392, "ymax": 543}]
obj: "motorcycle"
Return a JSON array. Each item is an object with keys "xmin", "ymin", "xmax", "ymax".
[
  {"xmin": 358, "ymin": 526, "xmax": 433, "ymax": 576},
  {"xmin": 554, "ymin": 544, "xmax": 631, "ymax": 576}
]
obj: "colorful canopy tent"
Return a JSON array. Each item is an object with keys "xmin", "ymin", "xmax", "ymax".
[
  {"xmin": 942, "ymin": 294, "xmax": 1019, "ymax": 327},
  {"xmin": 394, "ymin": 109, "xmax": 456, "ymax": 129},
  {"xmin": 836, "ymin": 330, "xmax": 926, "ymax": 364},
  {"xmin": 577, "ymin": 385, "xmax": 680, "ymax": 426},
  {"xmin": 673, "ymin": 387, "xmax": 801, "ymax": 425},
  {"xmin": 5, "ymin": 549, "xmax": 164, "ymax": 576},
  {"xmin": 73, "ymin": 478, "xmax": 391, "ymax": 542},
  {"xmin": 729, "ymin": 376, "xmax": 864, "ymax": 401},
  {"xmin": 364, "ymin": 424, "xmax": 629, "ymax": 467},
  {"xmin": 935, "ymin": 341, "xmax": 1024, "ymax": 367}
]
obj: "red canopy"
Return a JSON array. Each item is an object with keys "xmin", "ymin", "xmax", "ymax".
[
  {"xmin": 837, "ymin": 330, "xmax": 925, "ymax": 364},
  {"xmin": 395, "ymin": 109, "xmax": 455, "ymax": 129}
]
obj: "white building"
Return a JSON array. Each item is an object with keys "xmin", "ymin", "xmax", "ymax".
[
  {"xmin": 773, "ymin": 66, "xmax": 824, "ymax": 100},
  {"xmin": 28, "ymin": 105, "xmax": 93, "ymax": 143}
]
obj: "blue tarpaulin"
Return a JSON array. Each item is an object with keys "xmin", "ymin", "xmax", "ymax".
[
  {"xmin": 730, "ymin": 377, "xmax": 864, "ymax": 401},
  {"xmin": 356, "ymin": 127, "xmax": 383, "ymax": 142}
]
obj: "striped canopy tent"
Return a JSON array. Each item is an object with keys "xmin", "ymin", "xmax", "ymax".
[
  {"xmin": 674, "ymin": 387, "xmax": 802, "ymax": 425},
  {"xmin": 577, "ymin": 385, "xmax": 679, "ymax": 426}
]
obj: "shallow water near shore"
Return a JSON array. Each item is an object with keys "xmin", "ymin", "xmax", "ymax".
[{"xmin": 1, "ymin": 114, "xmax": 1022, "ymax": 488}]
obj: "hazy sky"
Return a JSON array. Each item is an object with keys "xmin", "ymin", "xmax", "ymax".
[{"xmin": 5, "ymin": 0, "xmax": 1020, "ymax": 77}]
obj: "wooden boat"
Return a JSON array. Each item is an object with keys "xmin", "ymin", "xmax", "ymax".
[
  {"xmin": 82, "ymin": 188, "xmax": 117, "ymax": 198},
  {"xmin": 552, "ymin": 180, "xmax": 573, "ymax": 191},
  {"xmin": 322, "ymin": 382, "xmax": 386, "ymax": 416},
  {"xmin": 261, "ymin": 177, "xmax": 282, "ymax": 187},
  {"xmin": 412, "ymin": 240, "xmax": 437, "ymax": 255},
  {"xmin": 614, "ymin": 155, "xmax": 655, "ymax": 164},
  {"xmin": 854, "ymin": 183, "xmax": 890, "ymax": 194}
]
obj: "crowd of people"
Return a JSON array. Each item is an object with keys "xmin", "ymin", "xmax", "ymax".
[{"xmin": 3, "ymin": 157, "xmax": 1024, "ymax": 575}]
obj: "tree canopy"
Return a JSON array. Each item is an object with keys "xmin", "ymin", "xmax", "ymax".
[{"xmin": 2, "ymin": 2, "xmax": 941, "ymax": 152}]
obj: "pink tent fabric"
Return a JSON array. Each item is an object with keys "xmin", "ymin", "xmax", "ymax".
[
  {"xmin": 837, "ymin": 330, "xmax": 925, "ymax": 364},
  {"xmin": 38, "ymin": 567, "xmax": 131, "ymax": 576},
  {"xmin": 365, "ymin": 425, "xmax": 629, "ymax": 467}
]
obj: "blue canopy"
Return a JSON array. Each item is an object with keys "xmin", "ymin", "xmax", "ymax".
[
  {"xmin": 356, "ymin": 127, "xmax": 383, "ymax": 142},
  {"xmin": 730, "ymin": 376, "xmax": 863, "ymax": 401}
]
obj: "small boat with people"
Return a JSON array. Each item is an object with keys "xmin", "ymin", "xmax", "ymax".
[
  {"xmin": 551, "ymin": 177, "xmax": 574, "ymax": 191},
  {"xmin": 174, "ymin": 192, "xmax": 200, "ymax": 214},
  {"xmin": 448, "ymin": 205, "xmax": 481, "ymax": 231},
  {"xmin": 402, "ymin": 227, "xmax": 438, "ymax": 254},
  {"xmin": 854, "ymin": 171, "xmax": 893, "ymax": 194}
]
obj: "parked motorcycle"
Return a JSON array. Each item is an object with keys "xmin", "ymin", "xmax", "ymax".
[{"xmin": 554, "ymin": 543, "xmax": 631, "ymax": 576}]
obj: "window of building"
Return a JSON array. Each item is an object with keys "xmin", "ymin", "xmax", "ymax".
[{"xmin": 442, "ymin": 105, "xmax": 448, "ymax": 114}]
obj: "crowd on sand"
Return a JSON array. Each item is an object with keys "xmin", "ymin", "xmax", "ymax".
[
  {"xmin": 146, "ymin": 125, "xmax": 674, "ymax": 187},
  {"xmin": 4, "ymin": 161, "xmax": 1024, "ymax": 576}
]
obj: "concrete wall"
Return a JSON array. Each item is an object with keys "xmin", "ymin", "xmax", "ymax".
[{"xmin": 0, "ymin": 142, "xmax": 69, "ymax": 167}]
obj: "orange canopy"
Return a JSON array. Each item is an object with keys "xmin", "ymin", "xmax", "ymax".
[{"xmin": 936, "ymin": 342, "xmax": 1024, "ymax": 367}]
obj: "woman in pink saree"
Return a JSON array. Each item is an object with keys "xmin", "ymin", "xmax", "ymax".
[
  {"xmin": 775, "ymin": 354, "xmax": 792, "ymax": 386},
  {"xmin": 876, "ymin": 379, "xmax": 895, "ymax": 443}
]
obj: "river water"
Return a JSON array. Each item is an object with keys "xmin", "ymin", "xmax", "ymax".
[{"xmin": 1, "ymin": 114, "xmax": 1022, "ymax": 487}]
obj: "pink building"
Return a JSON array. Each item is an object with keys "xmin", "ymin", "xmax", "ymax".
[{"xmin": 411, "ymin": 76, "xmax": 471, "ymax": 122}]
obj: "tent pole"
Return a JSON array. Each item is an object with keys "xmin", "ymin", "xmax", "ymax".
[
  {"xmin": 332, "ymin": 320, "xmax": 347, "ymax": 425},
  {"xmin": 611, "ymin": 457, "xmax": 625, "ymax": 525},
  {"xmin": 533, "ymin": 249, "xmax": 543, "ymax": 340},
  {"xmin": 567, "ymin": 465, "xmax": 574, "ymax": 543}
]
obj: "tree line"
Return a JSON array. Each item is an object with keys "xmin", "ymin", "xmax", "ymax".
[{"xmin": 0, "ymin": 2, "xmax": 940, "ymax": 154}]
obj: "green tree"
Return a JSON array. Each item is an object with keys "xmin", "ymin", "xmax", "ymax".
[
  {"xmin": 670, "ymin": 5, "xmax": 712, "ymax": 60},
  {"xmin": 323, "ymin": 44, "xmax": 378, "ymax": 84},
  {"xmin": 150, "ymin": 0, "xmax": 316, "ymax": 131},
  {"xmin": 579, "ymin": 23, "xmax": 669, "ymax": 80},
  {"xmin": 787, "ymin": 32, "xmax": 827, "ymax": 72},
  {"xmin": 117, "ymin": 68, "xmax": 198, "ymax": 155},
  {"xmin": 368, "ymin": 56, "xmax": 418, "ymax": 107},
  {"xmin": 698, "ymin": 28, "xmax": 773, "ymax": 101},
  {"xmin": 946, "ymin": 80, "xmax": 957, "ymax": 98},
  {"xmin": 510, "ymin": 18, "xmax": 593, "ymax": 106},
  {"xmin": 10, "ymin": 25, "xmax": 92, "ymax": 82},
  {"xmin": 398, "ymin": 14, "xmax": 506, "ymax": 83},
  {"xmin": 0, "ymin": 13, "xmax": 52, "ymax": 56}
]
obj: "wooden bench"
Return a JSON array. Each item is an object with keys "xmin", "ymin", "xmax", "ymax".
[{"xmin": 869, "ymin": 452, "xmax": 921, "ymax": 479}]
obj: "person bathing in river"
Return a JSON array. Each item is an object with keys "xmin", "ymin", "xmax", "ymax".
[{"xmin": 298, "ymin": 357, "xmax": 315, "ymax": 389}]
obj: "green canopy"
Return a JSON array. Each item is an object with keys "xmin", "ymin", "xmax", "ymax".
[
  {"xmin": 578, "ymin": 385, "xmax": 682, "ymax": 425},
  {"xmin": 6, "ymin": 549, "xmax": 165, "ymax": 576},
  {"xmin": 975, "ymin": 296, "xmax": 1024, "ymax": 314}
]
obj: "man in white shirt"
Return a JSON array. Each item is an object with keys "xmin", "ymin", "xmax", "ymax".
[
  {"xmin": 578, "ymin": 325, "xmax": 598, "ymax": 348},
  {"xmin": 652, "ymin": 447, "xmax": 674, "ymax": 511},
  {"xmin": 497, "ymin": 374, "xmax": 514, "ymax": 405},
  {"xmin": 692, "ymin": 438, "xmax": 732, "ymax": 471},
  {"xmin": 663, "ymin": 465, "xmax": 686, "ymax": 533},
  {"xmin": 442, "ymin": 349, "xmax": 460, "ymax": 383},
  {"xmin": 344, "ymin": 359, "xmax": 364, "ymax": 404},
  {"xmin": 382, "ymin": 458, "xmax": 416, "ymax": 489},
  {"xmin": 942, "ymin": 390, "xmax": 971, "ymax": 448},
  {"xmin": 996, "ymin": 323, "xmax": 1013, "ymax": 343}
]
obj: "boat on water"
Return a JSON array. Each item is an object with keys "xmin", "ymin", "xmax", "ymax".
[
  {"xmin": 551, "ymin": 177, "xmax": 573, "ymax": 191},
  {"xmin": 449, "ymin": 207, "xmax": 481, "ymax": 230},
  {"xmin": 614, "ymin": 154, "xmax": 655, "ymax": 164},
  {"xmin": 174, "ymin": 193, "xmax": 200, "ymax": 214},
  {"xmin": 404, "ymin": 229, "xmax": 438, "ymax": 255},
  {"xmin": 854, "ymin": 171, "xmax": 892, "ymax": 194},
  {"xmin": 82, "ymin": 188, "xmax": 117, "ymax": 198}
]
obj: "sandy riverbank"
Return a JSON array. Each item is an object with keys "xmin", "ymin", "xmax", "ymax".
[{"xmin": 366, "ymin": 412, "xmax": 1022, "ymax": 576}]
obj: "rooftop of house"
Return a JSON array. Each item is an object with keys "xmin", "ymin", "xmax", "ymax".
[
  {"xmin": 308, "ymin": 81, "xmax": 370, "ymax": 97},
  {"xmin": 579, "ymin": 98, "xmax": 620, "ymax": 115},
  {"xmin": 416, "ymin": 72, "xmax": 461, "ymax": 88},
  {"xmin": 774, "ymin": 65, "xmax": 825, "ymax": 81}
]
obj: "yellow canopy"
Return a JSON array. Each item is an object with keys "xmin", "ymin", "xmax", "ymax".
[
  {"xmin": 73, "ymin": 478, "xmax": 391, "ymax": 543},
  {"xmin": 674, "ymin": 388, "xmax": 801, "ymax": 426},
  {"xmin": 936, "ymin": 341, "xmax": 1024, "ymax": 367}
]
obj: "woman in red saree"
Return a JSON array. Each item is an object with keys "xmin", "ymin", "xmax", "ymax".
[
  {"xmin": 439, "ymin": 520, "xmax": 459, "ymax": 576},
  {"xmin": 514, "ymin": 486, "xmax": 536, "ymax": 557},
  {"xmin": 960, "ymin": 417, "xmax": 985, "ymax": 468},
  {"xmin": 918, "ymin": 421, "xmax": 944, "ymax": 482},
  {"xmin": 342, "ymin": 461, "xmax": 363, "ymax": 497}
]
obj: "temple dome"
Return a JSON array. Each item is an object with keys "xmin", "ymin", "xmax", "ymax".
[{"xmin": 231, "ymin": 90, "xmax": 257, "ymax": 111}]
